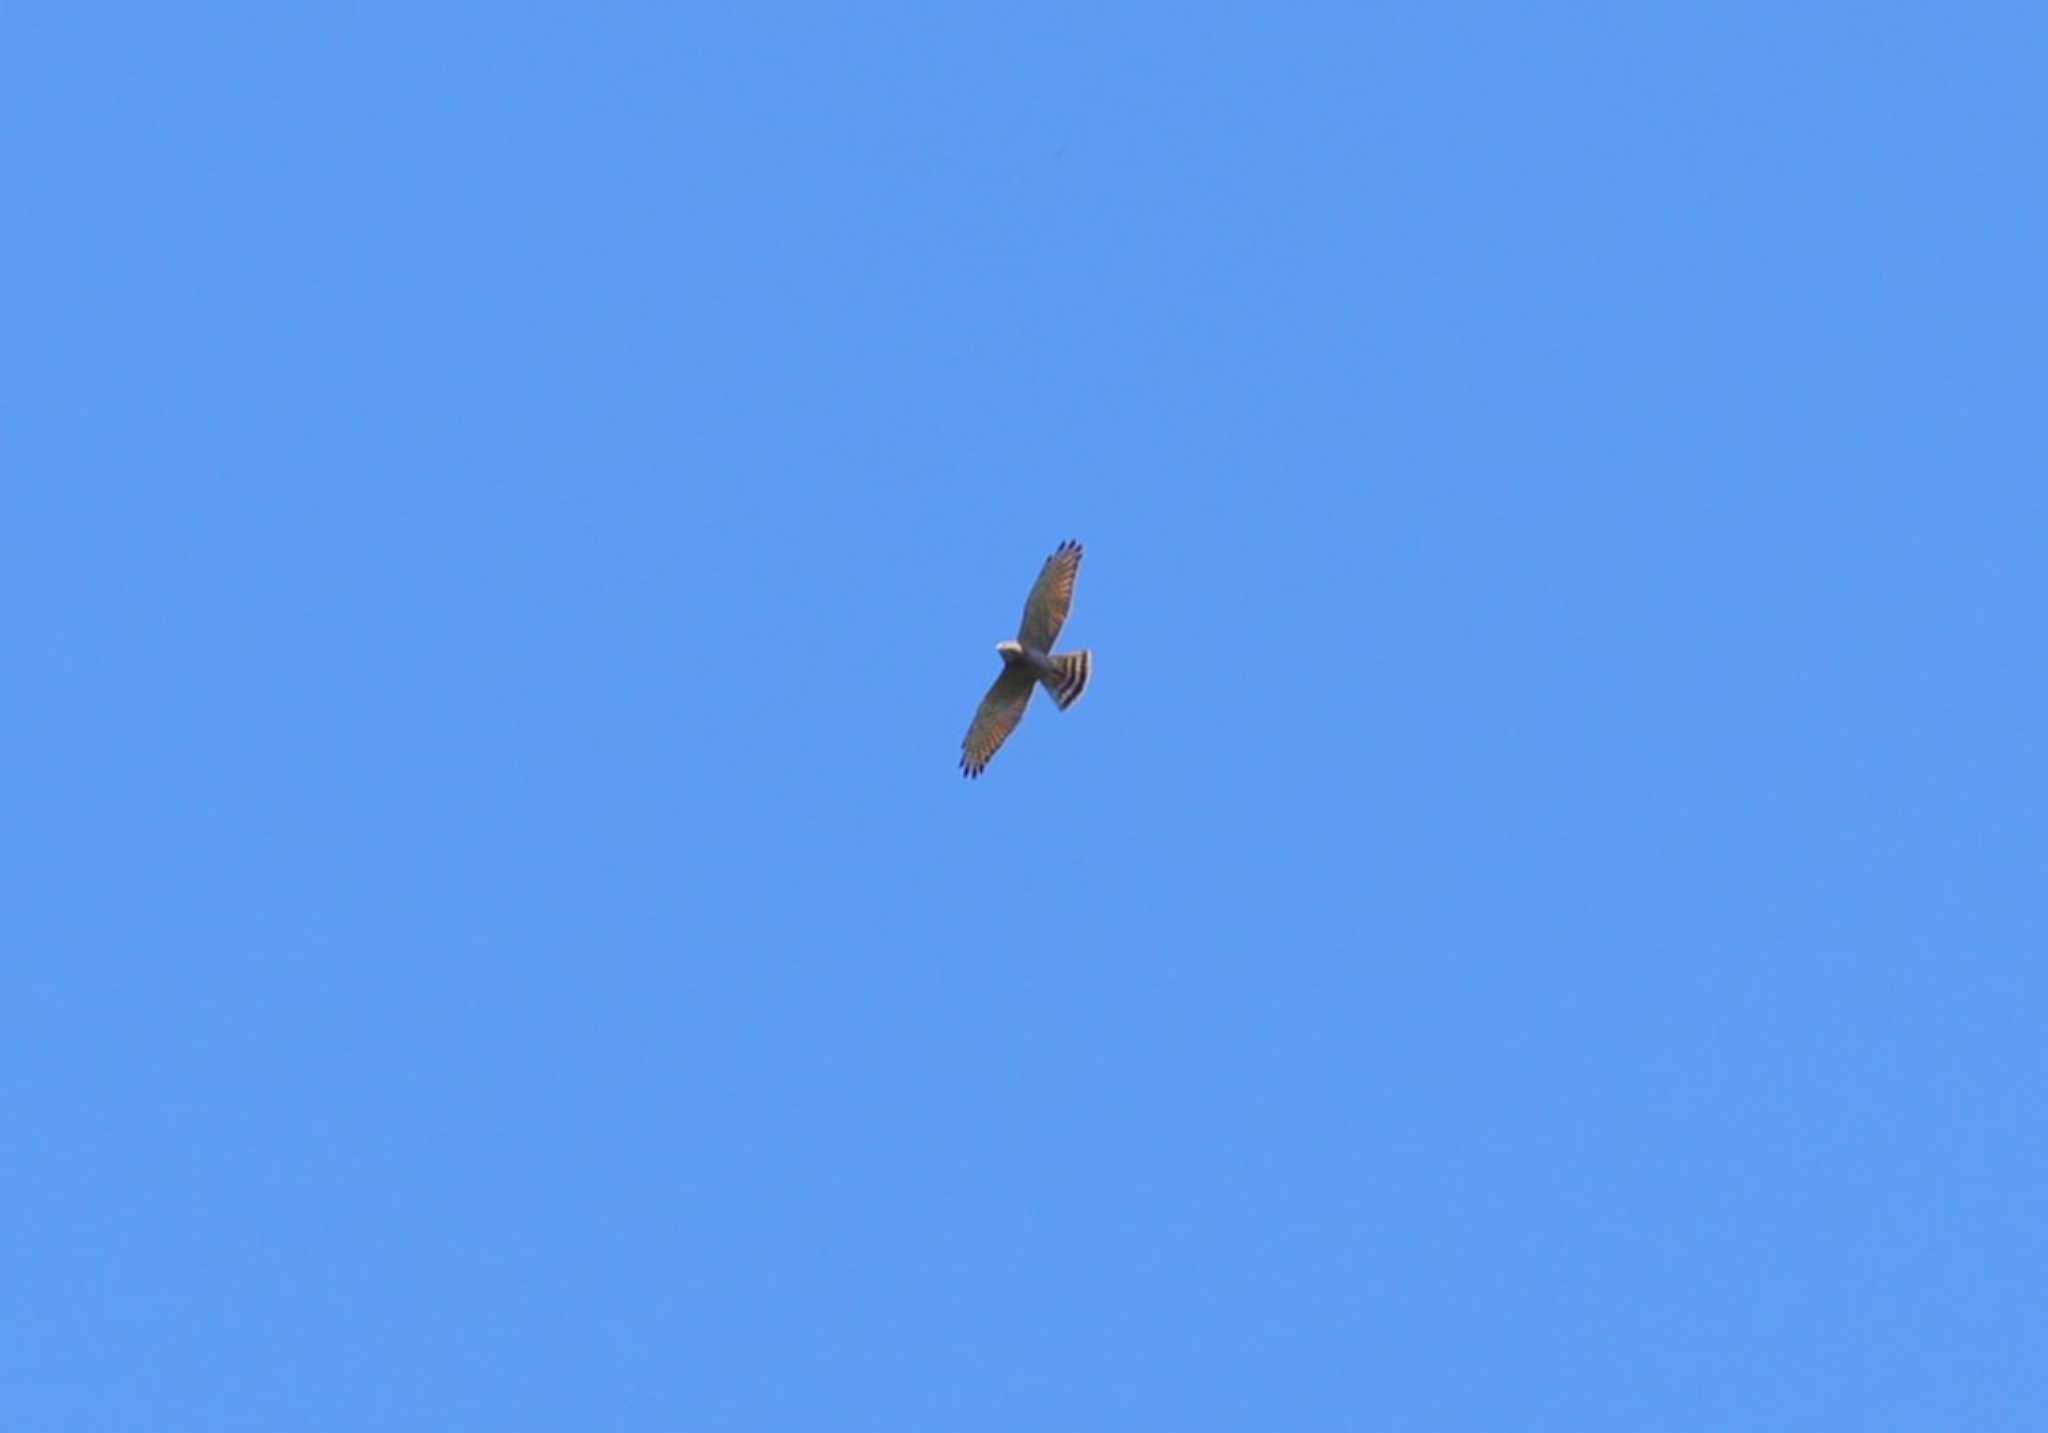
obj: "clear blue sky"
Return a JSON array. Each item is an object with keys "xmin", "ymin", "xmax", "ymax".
[{"xmin": 9, "ymin": 4, "xmax": 2044, "ymax": 1427}]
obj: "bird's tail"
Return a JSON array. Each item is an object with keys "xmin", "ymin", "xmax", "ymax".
[{"xmin": 1042, "ymin": 650, "xmax": 1092, "ymax": 710}]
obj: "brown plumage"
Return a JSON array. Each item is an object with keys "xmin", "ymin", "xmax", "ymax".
[{"xmin": 960, "ymin": 540, "xmax": 1094, "ymax": 779}]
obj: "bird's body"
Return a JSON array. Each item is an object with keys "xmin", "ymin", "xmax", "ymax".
[
  {"xmin": 961, "ymin": 541, "xmax": 1093, "ymax": 778},
  {"xmin": 996, "ymin": 639, "xmax": 1054, "ymax": 676}
]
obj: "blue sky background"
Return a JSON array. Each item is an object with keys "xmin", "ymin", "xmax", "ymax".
[{"xmin": 8, "ymin": 3, "xmax": 2044, "ymax": 1427}]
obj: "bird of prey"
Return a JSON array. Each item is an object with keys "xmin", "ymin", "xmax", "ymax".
[{"xmin": 960, "ymin": 539, "xmax": 1093, "ymax": 779}]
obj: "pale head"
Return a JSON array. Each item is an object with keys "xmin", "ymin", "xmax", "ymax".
[{"xmin": 995, "ymin": 639, "xmax": 1024, "ymax": 660}]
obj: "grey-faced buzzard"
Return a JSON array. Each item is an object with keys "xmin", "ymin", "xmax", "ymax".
[{"xmin": 961, "ymin": 539, "xmax": 1093, "ymax": 778}]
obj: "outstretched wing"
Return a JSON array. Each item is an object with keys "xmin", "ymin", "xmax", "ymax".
[
  {"xmin": 960, "ymin": 665, "xmax": 1036, "ymax": 778},
  {"xmin": 1017, "ymin": 539, "xmax": 1083, "ymax": 652}
]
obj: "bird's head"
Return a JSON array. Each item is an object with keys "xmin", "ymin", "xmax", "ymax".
[{"xmin": 995, "ymin": 640, "xmax": 1024, "ymax": 661}]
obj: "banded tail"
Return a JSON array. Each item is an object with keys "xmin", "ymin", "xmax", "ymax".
[{"xmin": 1042, "ymin": 649, "xmax": 1092, "ymax": 710}]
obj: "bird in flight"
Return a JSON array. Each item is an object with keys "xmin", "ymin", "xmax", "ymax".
[{"xmin": 960, "ymin": 539, "xmax": 1093, "ymax": 779}]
